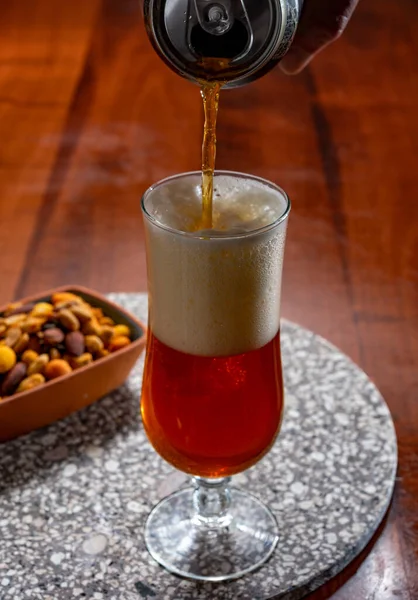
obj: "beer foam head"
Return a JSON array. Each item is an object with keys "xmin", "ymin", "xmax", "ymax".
[
  {"xmin": 143, "ymin": 172, "xmax": 290, "ymax": 357},
  {"xmin": 147, "ymin": 173, "xmax": 287, "ymax": 235}
]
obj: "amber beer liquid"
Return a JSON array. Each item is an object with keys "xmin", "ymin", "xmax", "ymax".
[
  {"xmin": 142, "ymin": 331, "xmax": 283, "ymax": 477},
  {"xmin": 200, "ymin": 81, "xmax": 221, "ymax": 230},
  {"xmin": 199, "ymin": 57, "xmax": 230, "ymax": 229},
  {"xmin": 141, "ymin": 173, "xmax": 289, "ymax": 478}
]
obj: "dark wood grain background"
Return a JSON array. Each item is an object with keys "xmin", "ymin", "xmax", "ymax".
[{"xmin": 0, "ymin": 1, "xmax": 417, "ymax": 598}]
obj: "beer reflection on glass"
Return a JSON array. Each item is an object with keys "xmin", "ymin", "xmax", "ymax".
[{"xmin": 141, "ymin": 171, "xmax": 290, "ymax": 582}]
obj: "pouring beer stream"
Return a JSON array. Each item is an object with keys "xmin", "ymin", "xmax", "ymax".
[
  {"xmin": 200, "ymin": 81, "xmax": 220, "ymax": 229},
  {"xmin": 144, "ymin": 0, "xmax": 304, "ymax": 228}
]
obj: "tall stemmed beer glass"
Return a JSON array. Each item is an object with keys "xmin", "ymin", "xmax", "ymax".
[{"xmin": 141, "ymin": 171, "xmax": 290, "ymax": 581}]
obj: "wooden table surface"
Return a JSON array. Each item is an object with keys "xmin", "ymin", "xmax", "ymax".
[{"xmin": 1, "ymin": 0, "xmax": 417, "ymax": 598}]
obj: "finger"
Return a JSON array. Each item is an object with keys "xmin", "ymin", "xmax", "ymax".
[{"xmin": 280, "ymin": 0, "xmax": 360, "ymax": 74}]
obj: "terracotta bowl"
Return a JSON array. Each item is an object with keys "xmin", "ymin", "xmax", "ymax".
[{"xmin": 0, "ymin": 286, "xmax": 147, "ymax": 442}]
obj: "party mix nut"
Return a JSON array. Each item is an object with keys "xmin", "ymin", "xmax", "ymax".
[{"xmin": 0, "ymin": 293, "xmax": 134, "ymax": 399}]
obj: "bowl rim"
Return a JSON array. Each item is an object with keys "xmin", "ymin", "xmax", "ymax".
[{"xmin": 0, "ymin": 285, "xmax": 147, "ymax": 407}]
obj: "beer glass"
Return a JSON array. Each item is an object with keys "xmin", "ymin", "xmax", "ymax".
[{"xmin": 141, "ymin": 171, "xmax": 290, "ymax": 581}]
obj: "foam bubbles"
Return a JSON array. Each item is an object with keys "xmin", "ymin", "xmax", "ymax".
[
  {"xmin": 146, "ymin": 174, "xmax": 288, "ymax": 234},
  {"xmin": 144, "ymin": 174, "xmax": 289, "ymax": 357}
]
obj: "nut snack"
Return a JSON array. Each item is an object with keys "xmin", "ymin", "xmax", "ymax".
[
  {"xmin": 0, "ymin": 292, "xmax": 136, "ymax": 400},
  {"xmin": 0, "ymin": 287, "xmax": 146, "ymax": 442}
]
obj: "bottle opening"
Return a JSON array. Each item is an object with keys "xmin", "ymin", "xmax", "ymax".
[{"xmin": 190, "ymin": 19, "xmax": 249, "ymax": 59}]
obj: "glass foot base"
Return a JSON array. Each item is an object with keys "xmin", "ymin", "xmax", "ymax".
[{"xmin": 145, "ymin": 487, "xmax": 279, "ymax": 582}]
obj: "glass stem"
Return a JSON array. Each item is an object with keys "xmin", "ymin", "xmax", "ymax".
[{"xmin": 193, "ymin": 477, "xmax": 232, "ymax": 527}]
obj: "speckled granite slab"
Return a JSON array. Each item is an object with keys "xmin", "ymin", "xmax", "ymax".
[{"xmin": 0, "ymin": 293, "xmax": 397, "ymax": 600}]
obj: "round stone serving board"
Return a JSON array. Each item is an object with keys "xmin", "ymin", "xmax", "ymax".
[{"xmin": 0, "ymin": 293, "xmax": 397, "ymax": 600}]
